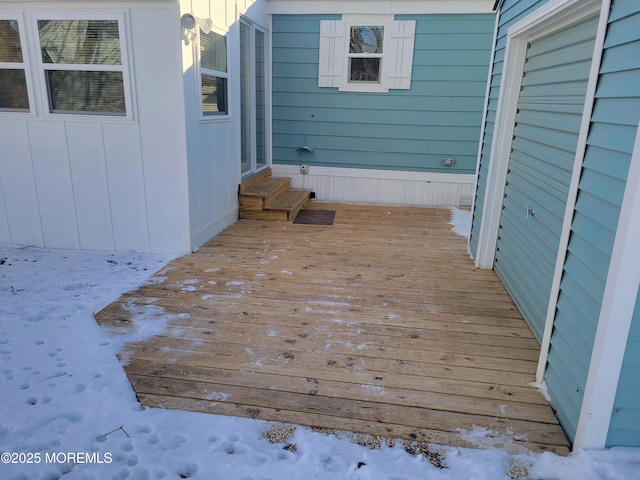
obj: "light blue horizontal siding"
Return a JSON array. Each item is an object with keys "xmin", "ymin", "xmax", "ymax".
[
  {"xmin": 469, "ymin": 0, "xmax": 551, "ymax": 255},
  {"xmin": 470, "ymin": 0, "xmax": 640, "ymax": 447},
  {"xmin": 547, "ymin": 0, "xmax": 640, "ymax": 446},
  {"xmin": 607, "ymin": 289, "xmax": 640, "ymax": 447},
  {"xmin": 271, "ymin": 13, "xmax": 494, "ymax": 174},
  {"xmin": 603, "ymin": 2, "xmax": 640, "ymax": 448}
]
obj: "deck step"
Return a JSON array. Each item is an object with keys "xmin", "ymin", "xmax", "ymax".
[
  {"xmin": 238, "ymin": 168, "xmax": 272, "ymax": 194},
  {"xmin": 239, "ymin": 177, "xmax": 290, "ymax": 210},
  {"xmin": 239, "ymin": 169, "xmax": 312, "ymax": 221}
]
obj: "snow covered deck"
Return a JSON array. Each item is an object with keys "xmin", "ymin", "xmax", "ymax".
[{"xmin": 94, "ymin": 203, "xmax": 570, "ymax": 455}]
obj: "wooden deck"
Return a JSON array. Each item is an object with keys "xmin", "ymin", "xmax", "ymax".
[{"xmin": 94, "ymin": 203, "xmax": 570, "ymax": 455}]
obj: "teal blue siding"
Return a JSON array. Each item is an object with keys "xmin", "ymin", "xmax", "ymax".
[
  {"xmin": 469, "ymin": 0, "xmax": 640, "ymax": 447},
  {"xmin": 493, "ymin": 13, "xmax": 598, "ymax": 342},
  {"xmin": 603, "ymin": 1, "xmax": 640, "ymax": 447},
  {"xmin": 271, "ymin": 14, "xmax": 494, "ymax": 173},
  {"xmin": 470, "ymin": 0, "xmax": 552, "ymax": 255},
  {"xmin": 547, "ymin": 0, "xmax": 640, "ymax": 444},
  {"xmin": 607, "ymin": 289, "xmax": 640, "ymax": 446}
]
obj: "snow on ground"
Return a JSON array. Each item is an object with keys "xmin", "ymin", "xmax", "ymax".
[
  {"xmin": 1, "ymin": 211, "xmax": 639, "ymax": 479},
  {"xmin": 449, "ymin": 208, "xmax": 471, "ymax": 238}
]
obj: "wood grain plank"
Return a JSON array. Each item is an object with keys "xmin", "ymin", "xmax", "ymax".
[{"xmin": 95, "ymin": 202, "xmax": 570, "ymax": 453}]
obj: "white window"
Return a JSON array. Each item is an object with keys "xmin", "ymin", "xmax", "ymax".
[
  {"xmin": 319, "ymin": 15, "xmax": 416, "ymax": 93},
  {"xmin": 199, "ymin": 28, "xmax": 228, "ymax": 118},
  {"xmin": 348, "ymin": 25, "xmax": 384, "ymax": 83},
  {"xmin": 35, "ymin": 15, "xmax": 130, "ymax": 117},
  {"xmin": 0, "ymin": 17, "xmax": 30, "ymax": 112}
]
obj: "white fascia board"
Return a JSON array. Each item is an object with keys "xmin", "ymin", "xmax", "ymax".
[
  {"xmin": 267, "ymin": 1, "xmax": 494, "ymax": 15},
  {"xmin": 0, "ymin": 1, "xmax": 179, "ymax": 4},
  {"xmin": 573, "ymin": 121, "xmax": 640, "ymax": 451}
]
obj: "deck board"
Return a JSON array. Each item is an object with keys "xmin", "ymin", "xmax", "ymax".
[{"xmin": 95, "ymin": 202, "xmax": 571, "ymax": 455}]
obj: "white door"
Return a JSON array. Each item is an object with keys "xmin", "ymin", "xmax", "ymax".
[{"xmin": 240, "ymin": 19, "xmax": 268, "ymax": 177}]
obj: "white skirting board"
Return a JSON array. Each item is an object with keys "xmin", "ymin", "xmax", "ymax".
[{"xmin": 271, "ymin": 165, "xmax": 475, "ymax": 207}]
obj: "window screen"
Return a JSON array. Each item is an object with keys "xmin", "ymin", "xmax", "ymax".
[
  {"xmin": 0, "ymin": 19, "xmax": 29, "ymax": 111},
  {"xmin": 200, "ymin": 30, "xmax": 228, "ymax": 116},
  {"xmin": 38, "ymin": 19, "xmax": 126, "ymax": 115}
]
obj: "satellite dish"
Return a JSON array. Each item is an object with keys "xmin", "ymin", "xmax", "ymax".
[{"xmin": 181, "ymin": 13, "xmax": 197, "ymax": 30}]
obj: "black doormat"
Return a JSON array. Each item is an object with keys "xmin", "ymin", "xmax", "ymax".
[{"xmin": 293, "ymin": 210, "xmax": 336, "ymax": 225}]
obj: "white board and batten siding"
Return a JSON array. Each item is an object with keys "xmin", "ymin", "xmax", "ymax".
[
  {"xmin": 0, "ymin": 2, "xmax": 191, "ymax": 254},
  {"xmin": 272, "ymin": 164, "xmax": 475, "ymax": 207},
  {"xmin": 180, "ymin": 0, "xmax": 267, "ymax": 251}
]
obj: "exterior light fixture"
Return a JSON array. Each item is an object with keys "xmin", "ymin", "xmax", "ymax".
[{"xmin": 181, "ymin": 13, "xmax": 213, "ymax": 45}]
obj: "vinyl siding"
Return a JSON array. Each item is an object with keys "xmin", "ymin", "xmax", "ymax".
[
  {"xmin": 607, "ymin": 288, "xmax": 640, "ymax": 446},
  {"xmin": 493, "ymin": 14, "xmax": 598, "ymax": 342},
  {"xmin": 271, "ymin": 13, "xmax": 494, "ymax": 174},
  {"xmin": 546, "ymin": 0, "xmax": 640, "ymax": 443},
  {"xmin": 469, "ymin": 0, "xmax": 552, "ymax": 254},
  {"xmin": 469, "ymin": 0, "xmax": 640, "ymax": 446}
]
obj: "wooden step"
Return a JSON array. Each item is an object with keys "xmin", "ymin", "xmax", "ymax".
[
  {"xmin": 239, "ymin": 177, "xmax": 290, "ymax": 210},
  {"xmin": 241, "ymin": 188, "xmax": 311, "ymax": 221},
  {"xmin": 238, "ymin": 168, "xmax": 272, "ymax": 194},
  {"xmin": 266, "ymin": 188, "xmax": 311, "ymax": 221}
]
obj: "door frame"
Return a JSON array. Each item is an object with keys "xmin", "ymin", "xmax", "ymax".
[
  {"xmin": 239, "ymin": 16, "xmax": 271, "ymax": 178},
  {"xmin": 473, "ymin": 0, "xmax": 608, "ymax": 380}
]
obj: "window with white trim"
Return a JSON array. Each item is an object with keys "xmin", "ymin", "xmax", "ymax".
[
  {"xmin": 0, "ymin": 18, "xmax": 30, "ymax": 112},
  {"xmin": 349, "ymin": 25, "xmax": 384, "ymax": 83},
  {"xmin": 36, "ymin": 17, "xmax": 129, "ymax": 116},
  {"xmin": 319, "ymin": 15, "xmax": 416, "ymax": 93},
  {"xmin": 199, "ymin": 29, "xmax": 228, "ymax": 117}
]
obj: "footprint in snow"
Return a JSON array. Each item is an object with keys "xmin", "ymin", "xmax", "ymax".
[
  {"xmin": 135, "ymin": 424, "xmax": 152, "ymax": 434},
  {"xmin": 172, "ymin": 434, "xmax": 189, "ymax": 448},
  {"xmin": 177, "ymin": 462, "xmax": 199, "ymax": 478},
  {"xmin": 121, "ymin": 440, "xmax": 134, "ymax": 452}
]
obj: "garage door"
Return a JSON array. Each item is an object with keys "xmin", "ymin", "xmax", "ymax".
[{"xmin": 494, "ymin": 14, "xmax": 599, "ymax": 342}]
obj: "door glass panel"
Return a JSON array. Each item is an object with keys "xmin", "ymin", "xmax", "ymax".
[
  {"xmin": 240, "ymin": 22, "xmax": 250, "ymax": 175},
  {"xmin": 255, "ymin": 29, "xmax": 266, "ymax": 169}
]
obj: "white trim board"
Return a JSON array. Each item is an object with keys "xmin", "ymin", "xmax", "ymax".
[
  {"xmin": 573, "ymin": 121, "xmax": 640, "ymax": 451},
  {"xmin": 271, "ymin": 164, "xmax": 474, "ymax": 207},
  {"xmin": 470, "ymin": 8, "xmax": 501, "ymax": 252},
  {"xmin": 266, "ymin": 0, "xmax": 494, "ymax": 15}
]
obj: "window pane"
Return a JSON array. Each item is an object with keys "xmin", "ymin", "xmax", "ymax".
[
  {"xmin": 201, "ymin": 74, "xmax": 227, "ymax": 115},
  {"xmin": 39, "ymin": 20, "xmax": 121, "ymax": 65},
  {"xmin": 0, "ymin": 20, "xmax": 23, "ymax": 62},
  {"xmin": 0, "ymin": 69, "xmax": 29, "ymax": 110},
  {"xmin": 349, "ymin": 26, "xmax": 383, "ymax": 54},
  {"xmin": 200, "ymin": 31, "xmax": 227, "ymax": 73},
  {"xmin": 350, "ymin": 58, "xmax": 380, "ymax": 82},
  {"xmin": 46, "ymin": 70, "xmax": 125, "ymax": 115}
]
